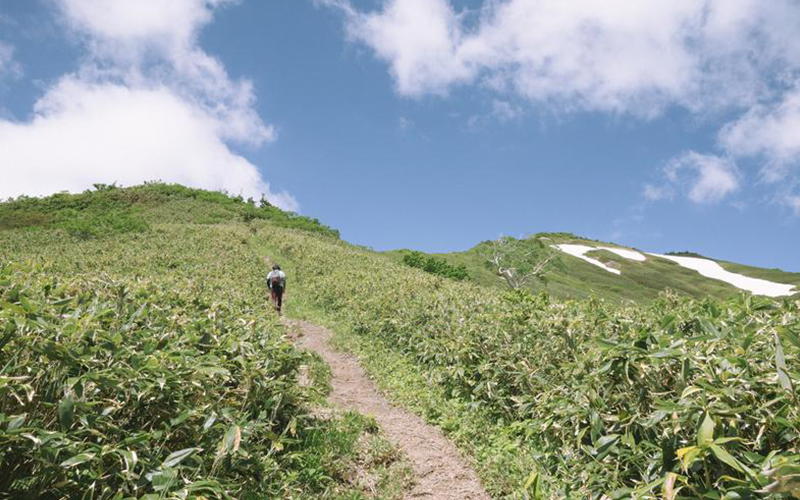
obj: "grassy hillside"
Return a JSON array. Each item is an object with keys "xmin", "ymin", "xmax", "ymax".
[
  {"xmin": 0, "ymin": 182, "xmax": 339, "ymax": 238},
  {"xmin": 2, "ymin": 184, "xmax": 800, "ymax": 498},
  {"xmin": 261, "ymin": 226, "xmax": 800, "ymax": 498},
  {"xmin": 394, "ymin": 233, "xmax": 800, "ymax": 303},
  {"xmin": 0, "ymin": 184, "xmax": 405, "ymax": 499}
]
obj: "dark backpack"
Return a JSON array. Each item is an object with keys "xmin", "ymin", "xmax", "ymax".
[{"xmin": 271, "ymin": 275, "xmax": 282, "ymax": 288}]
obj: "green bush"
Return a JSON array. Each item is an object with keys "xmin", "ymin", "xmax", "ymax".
[
  {"xmin": 666, "ymin": 251, "xmax": 707, "ymax": 258},
  {"xmin": 401, "ymin": 251, "xmax": 469, "ymax": 281},
  {"xmin": 56, "ymin": 210, "xmax": 150, "ymax": 239},
  {"xmin": 0, "ymin": 263, "xmax": 305, "ymax": 498}
]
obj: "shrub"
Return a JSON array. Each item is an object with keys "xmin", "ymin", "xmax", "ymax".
[
  {"xmin": 666, "ymin": 251, "xmax": 706, "ymax": 258},
  {"xmin": 0, "ymin": 264, "xmax": 304, "ymax": 498},
  {"xmin": 401, "ymin": 251, "xmax": 469, "ymax": 281},
  {"xmin": 56, "ymin": 210, "xmax": 150, "ymax": 239}
]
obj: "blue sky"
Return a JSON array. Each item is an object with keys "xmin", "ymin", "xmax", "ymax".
[{"xmin": 1, "ymin": 0, "xmax": 799, "ymax": 271}]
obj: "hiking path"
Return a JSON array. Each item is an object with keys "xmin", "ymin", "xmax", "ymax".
[{"xmin": 286, "ymin": 319, "xmax": 490, "ymax": 500}]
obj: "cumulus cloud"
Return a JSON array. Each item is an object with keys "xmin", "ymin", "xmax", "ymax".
[
  {"xmin": 0, "ymin": 79, "xmax": 296, "ymax": 209},
  {"xmin": 338, "ymin": 0, "xmax": 471, "ymax": 96},
  {"xmin": 329, "ymin": 0, "xmax": 800, "ymax": 211},
  {"xmin": 56, "ymin": 0, "xmax": 228, "ymax": 47},
  {"xmin": 54, "ymin": 0, "xmax": 275, "ymax": 146},
  {"xmin": 719, "ymin": 88, "xmax": 800, "ymax": 183},
  {"xmin": 330, "ymin": 0, "xmax": 800, "ymax": 116},
  {"xmin": 655, "ymin": 86, "xmax": 800, "ymax": 211},
  {"xmin": 0, "ymin": 0, "xmax": 292, "ymax": 209},
  {"xmin": 660, "ymin": 152, "xmax": 740, "ymax": 204},
  {"xmin": 667, "ymin": 83, "xmax": 800, "ymax": 211}
]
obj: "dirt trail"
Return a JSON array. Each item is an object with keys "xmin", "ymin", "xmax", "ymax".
[{"xmin": 288, "ymin": 319, "xmax": 490, "ymax": 500}]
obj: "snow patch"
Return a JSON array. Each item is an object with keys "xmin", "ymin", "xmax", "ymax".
[
  {"xmin": 552, "ymin": 243, "xmax": 798, "ymax": 297},
  {"xmin": 649, "ymin": 254, "xmax": 798, "ymax": 297},
  {"xmin": 602, "ymin": 247, "xmax": 647, "ymax": 262},
  {"xmin": 554, "ymin": 244, "xmax": 647, "ymax": 275}
]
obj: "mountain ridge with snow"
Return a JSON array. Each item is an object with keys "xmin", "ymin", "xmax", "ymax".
[{"xmin": 388, "ymin": 233, "xmax": 800, "ymax": 303}]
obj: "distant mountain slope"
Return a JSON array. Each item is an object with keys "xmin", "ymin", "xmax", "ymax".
[{"xmin": 388, "ymin": 233, "xmax": 800, "ymax": 303}]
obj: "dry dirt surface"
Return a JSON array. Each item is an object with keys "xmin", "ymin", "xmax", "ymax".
[{"xmin": 288, "ymin": 319, "xmax": 490, "ymax": 500}]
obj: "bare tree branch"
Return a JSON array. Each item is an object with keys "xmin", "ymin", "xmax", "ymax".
[{"xmin": 487, "ymin": 236, "xmax": 555, "ymax": 289}]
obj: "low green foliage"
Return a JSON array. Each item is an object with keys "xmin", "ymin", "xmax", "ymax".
[
  {"xmin": 55, "ymin": 209, "xmax": 150, "ymax": 239},
  {"xmin": 0, "ymin": 184, "xmax": 150, "ymax": 239},
  {"xmin": 4, "ymin": 184, "xmax": 800, "ymax": 499},
  {"xmin": 0, "ymin": 198, "xmax": 400, "ymax": 499},
  {"xmin": 315, "ymin": 309, "xmax": 548, "ymax": 498},
  {"xmin": 262, "ymin": 227, "xmax": 800, "ymax": 498},
  {"xmin": 666, "ymin": 251, "xmax": 707, "ymax": 258},
  {"xmin": 400, "ymin": 251, "xmax": 469, "ymax": 281},
  {"xmin": 0, "ymin": 263, "xmax": 305, "ymax": 498},
  {"xmin": 0, "ymin": 182, "xmax": 339, "ymax": 239}
]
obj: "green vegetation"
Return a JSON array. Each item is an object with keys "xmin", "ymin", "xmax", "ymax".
[
  {"xmin": 481, "ymin": 236, "xmax": 561, "ymax": 289},
  {"xmin": 1, "ymin": 263, "xmax": 305, "ymax": 497},
  {"xmin": 666, "ymin": 251, "xmax": 707, "ymax": 259},
  {"xmin": 262, "ymin": 227, "xmax": 800, "ymax": 498},
  {"xmin": 3, "ymin": 184, "xmax": 800, "ymax": 498},
  {"xmin": 399, "ymin": 250, "xmax": 469, "ymax": 281},
  {"xmin": 424, "ymin": 234, "xmax": 800, "ymax": 303},
  {"xmin": 0, "ymin": 182, "xmax": 339, "ymax": 239},
  {"xmin": 718, "ymin": 259, "xmax": 800, "ymax": 289},
  {"xmin": 0, "ymin": 186, "xmax": 401, "ymax": 499}
]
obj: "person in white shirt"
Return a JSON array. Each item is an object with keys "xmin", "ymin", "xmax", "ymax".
[{"xmin": 266, "ymin": 264, "xmax": 287, "ymax": 313}]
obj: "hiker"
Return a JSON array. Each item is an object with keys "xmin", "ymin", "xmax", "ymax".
[{"xmin": 267, "ymin": 264, "xmax": 287, "ymax": 313}]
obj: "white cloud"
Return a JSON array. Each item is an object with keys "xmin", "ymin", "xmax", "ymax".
[
  {"xmin": 0, "ymin": 40, "xmax": 22, "ymax": 81},
  {"xmin": 785, "ymin": 195, "xmax": 800, "ymax": 215},
  {"xmin": 680, "ymin": 85, "xmax": 800, "ymax": 212},
  {"xmin": 491, "ymin": 99, "xmax": 521, "ymax": 122},
  {"xmin": 54, "ymin": 0, "xmax": 274, "ymax": 145},
  {"xmin": 0, "ymin": 0, "xmax": 291, "ymax": 208},
  {"xmin": 655, "ymin": 75, "xmax": 800, "ymax": 212},
  {"xmin": 663, "ymin": 152, "xmax": 740, "ymax": 204},
  {"xmin": 398, "ymin": 116, "xmax": 413, "ymax": 131},
  {"xmin": 342, "ymin": 0, "xmax": 472, "ymax": 96},
  {"xmin": 0, "ymin": 79, "xmax": 297, "ymax": 210},
  {"xmin": 330, "ymin": 0, "xmax": 800, "ymax": 213},
  {"xmin": 719, "ymin": 88, "xmax": 800, "ymax": 183},
  {"xmin": 331, "ymin": 0, "xmax": 800, "ymax": 116},
  {"xmin": 642, "ymin": 183, "xmax": 672, "ymax": 202},
  {"xmin": 56, "ymin": 0, "xmax": 229, "ymax": 47}
]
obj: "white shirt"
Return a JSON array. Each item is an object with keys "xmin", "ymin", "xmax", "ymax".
[{"xmin": 267, "ymin": 270, "xmax": 286, "ymax": 288}]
